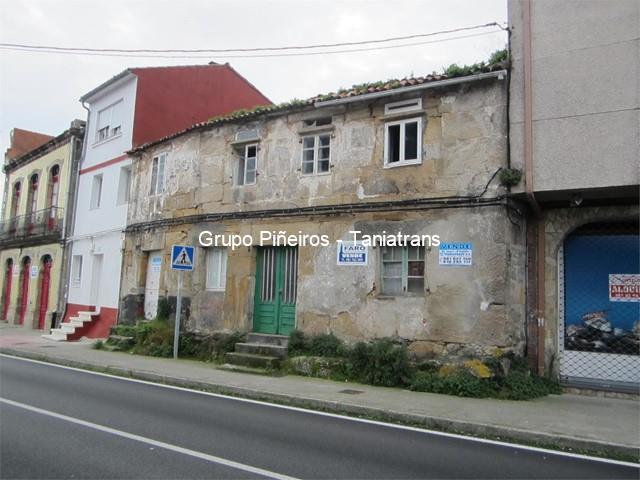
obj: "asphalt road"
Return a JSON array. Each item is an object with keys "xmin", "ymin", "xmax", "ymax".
[{"xmin": 0, "ymin": 355, "xmax": 637, "ymax": 479}]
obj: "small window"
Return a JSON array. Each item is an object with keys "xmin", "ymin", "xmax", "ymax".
[
  {"xmin": 384, "ymin": 98, "xmax": 422, "ymax": 115},
  {"xmin": 150, "ymin": 153, "xmax": 167, "ymax": 195},
  {"xmin": 303, "ymin": 117, "xmax": 332, "ymax": 128},
  {"xmin": 236, "ymin": 144, "xmax": 257, "ymax": 186},
  {"xmin": 71, "ymin": 255, "xmax": 83, "ymax": 286},
  {"xmin": 301, "ymin": 134, "xmax": 331, "ymax": 175},
  {"xmin": 384, "ymin": 117, "xmax": 421, "ymax": 167},
  {"xmin": 90, "ymin": 174, "xmax": 103, "ymax": 209},
  {"xmin": 206, "ymin": 248, "xmax": 227, "ymax": 291},
  {"xmin": 381, "ymin": 246, "xmax": 425, "ymax": 295},
  {"xmin": 117, "ymin": 166, "xmax": 131, "ymax": 205},
  {"xmin": 95, "ymin": 100, "xmax": 123, "ymax": 143}
]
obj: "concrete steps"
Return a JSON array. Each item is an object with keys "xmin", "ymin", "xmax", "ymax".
[
  {"xmin": 225, "ymin": 333, "xmax": 289, "ymax": 370},
  {"xmin": 42, "ymin": 310, "xmax": 99, "ymax": 342},
  {"xmin": 225, "ymin": 352, "xmax": 281, "ymax": 369}
]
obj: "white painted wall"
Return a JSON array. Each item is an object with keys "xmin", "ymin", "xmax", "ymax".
[{"xmin": 67, "ymin": 75, "xmax": 137, "ymax": 309}]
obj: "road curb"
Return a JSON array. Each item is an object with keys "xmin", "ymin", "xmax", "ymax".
[{"xmin": 2, "ymin": 347, "xmax": 638, "ymax": 462}]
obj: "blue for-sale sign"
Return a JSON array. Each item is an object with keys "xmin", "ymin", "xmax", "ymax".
[{"xmin": 439, "ymin": 242, "xmax": 473, "ymax": 266}]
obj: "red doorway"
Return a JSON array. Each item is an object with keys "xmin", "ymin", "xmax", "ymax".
[
  {"xmin": 18, "ymin": 257, "xmax": 31, "ymax": 325},
  {"xmin": 38, "ymin": 256, "xmax": 52, "ymax": 329}
]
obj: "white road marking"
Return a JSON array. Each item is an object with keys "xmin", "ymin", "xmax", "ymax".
[
  {"xmin": 2, "ymin": 353, "xmax": 639, "ymax": 468},
  {"xmin": 0, "ymin": 396, "xmax": 299, "ymax": 480}
]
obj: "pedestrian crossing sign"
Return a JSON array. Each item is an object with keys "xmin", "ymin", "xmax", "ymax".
[{"xmin": 171, "ymin": 245, "xmax": 195, "ymax": 271}]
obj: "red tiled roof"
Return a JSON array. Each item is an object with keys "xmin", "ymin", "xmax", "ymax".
[
  {"xmin": 129, "ymin": 61, "xmax": 507, "ymax": 155},
  {"xmin": 5, "ymin": 128, "xmax": 54, "ymax": 160}
]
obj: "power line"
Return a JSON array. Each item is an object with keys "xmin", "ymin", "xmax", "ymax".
[
  {"xmin": 0, "ymin": 21, "xmax": 506, "ymax": 55},
  {"xmin": 0, "ymin": 30, "xmax": 505, "ymax": 60}
]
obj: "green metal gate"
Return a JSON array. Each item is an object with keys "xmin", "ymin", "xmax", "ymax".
[{"xmin": 253, "ymin": 246, "xmax": 298, "ymax": 335}]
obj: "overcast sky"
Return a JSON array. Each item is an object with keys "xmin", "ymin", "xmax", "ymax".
[{"xmin": 0, "ymin": 0, "xmax": 507, "ymax": 199}]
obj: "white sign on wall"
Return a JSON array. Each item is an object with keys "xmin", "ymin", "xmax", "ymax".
[
  {"xmin": 609, "ymin": 274, "xmax": 640, "ymax": 302},
  {"xmin": 439, "ymin": 242, "xmax": 473, "ymax": 266},
  {"xmin": 30, "ymin": 266, "xmax": 39, "ymax": 278},
  {"xmin": 337, "ymin": 242, "xmax": 368, "ymax": 266}
]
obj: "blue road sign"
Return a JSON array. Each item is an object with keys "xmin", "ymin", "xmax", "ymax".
[{"xmin": 171, "ymin": 245, "xmax": 195, "ymax": 271}]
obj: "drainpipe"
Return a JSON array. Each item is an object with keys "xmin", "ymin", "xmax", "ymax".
[
  {"xmin": 523, "ymin": 0, "xmax": 545, "ymax": 376},
  {"xmin": 58, "ymin": 105, "xmax": 90, "ymax": 326}
]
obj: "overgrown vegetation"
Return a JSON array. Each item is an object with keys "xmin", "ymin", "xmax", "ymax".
[
  {"xmin": 499, "ymin": 168, "xmax": 523, "ymax": 188},
  {"xmin": 107, "ymin": 318, "xmax": 244, "ymax": 361},
  {"xmin": 444, "ymin": 47, "xmax": 509, "ymax": 78},
  {"xmin": 287, "ymin": 330, "xmax": 560, "ymax": 400}
]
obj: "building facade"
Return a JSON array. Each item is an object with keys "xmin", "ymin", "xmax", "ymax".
[
  {"xmin": 509, "ymin": 0, "xmax": 640, "ymax": 390},
  {"xmin": 61, "ymin": 64, "xmax": 272, "ymax": 339},
  {"xmin": 0, "ymin": 122, "xmax": 85, "ymax": 329},
  {"xmin": 121, "ymin": 68, "xmax": 527, "ymax": 359}
]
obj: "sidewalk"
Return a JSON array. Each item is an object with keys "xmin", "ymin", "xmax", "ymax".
[{"xmin": 1, "ymin": 325, "xmax": 638, "ymax": 460}]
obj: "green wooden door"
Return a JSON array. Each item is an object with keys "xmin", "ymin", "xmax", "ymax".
[{"xmin": 253, "ymin": 247, "xmax": 298, "ymax": 335}]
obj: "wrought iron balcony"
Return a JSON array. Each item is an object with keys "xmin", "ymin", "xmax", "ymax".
[{"xmin": 0, "ymin": 207, "xmax": 64, "ymax": 247}]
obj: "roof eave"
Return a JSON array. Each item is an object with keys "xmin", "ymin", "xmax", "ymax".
[
  {"xmin": 79, "ymin": 69, "xmax": 136, "ymax": 103},
  {"xmin": 314, "ymin": 70, "xmax": 508, "ymax": 108}
]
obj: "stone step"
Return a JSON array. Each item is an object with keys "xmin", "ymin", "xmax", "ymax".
[
  {"xmin": 218, "ymin": 364, "xmax": 284, "ymax": 376},
  {"xmin": 225, "ymin": 352, "xmax": 280, "ymax": 369},
  {"xmin": 43, "ymin": 330, "xmax": 67, "ymax": 341},
  {"xmin": 235, "ymin": 342, "xmax": 288, "ymax": 358},
  {"xmin": 246, "ymin": 333, "xmax": 289, "ymax": 347},
  {"xmin": 59, "ymin": 323, "xmax": 77, "ymax": 334}
]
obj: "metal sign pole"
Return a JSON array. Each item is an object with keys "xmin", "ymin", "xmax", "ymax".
[{"xmin": 173, "ymin": 270, "xmax": 183, "ymax": 360}]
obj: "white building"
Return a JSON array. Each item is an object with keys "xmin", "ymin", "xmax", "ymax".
[{"xmin": 59, "ymin": 65, "xmax": 271, "ymax": 338}]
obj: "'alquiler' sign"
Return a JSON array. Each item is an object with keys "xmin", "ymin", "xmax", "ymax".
[{"xmin": 609, "ymin": 274, "xmax": 640, "ymax": 302}]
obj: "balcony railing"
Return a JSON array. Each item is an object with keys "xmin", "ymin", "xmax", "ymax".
[{"xmin": 0, "ymin": 207, "xmax": 64, "ymax": 244}]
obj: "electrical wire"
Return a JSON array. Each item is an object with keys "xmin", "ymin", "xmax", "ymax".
[
  {"xmin": 0, "ymin": 30, "xmax": 505, "ymax": 59},
  {"xmin": 0, "ymin": 22, "xmax": 506, "ymax": 55}
]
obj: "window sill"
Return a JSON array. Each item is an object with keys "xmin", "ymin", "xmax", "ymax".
[
  {"xmin": 376, "ymin": 294, "xmax": 425, "ymax": 299},
  {"xmin": 205, "ymin": 288, "xmax": 225, "ymax": 292},
  {"xmin": 301, "ymin": 171, "xmax": 332, "ymax": 178},
  {"xmin": 383, "ymin": 160, "xmax": 422, "ymax": 169},
  {"xmin": 92, "ymin": 133, "xmax": 122, "ymax": 148}
]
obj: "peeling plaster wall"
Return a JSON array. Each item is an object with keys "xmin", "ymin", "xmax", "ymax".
[
  {"xmin": 128, "ymin": 80, "xmax": 507, "ymax": 224},
  {"xmin": 121, "ymin": 79, "xmax": 524, "ymax": 356},
  {"xmin": 121, "ymin": 208, "xmax": 525, "ymax": 354}
]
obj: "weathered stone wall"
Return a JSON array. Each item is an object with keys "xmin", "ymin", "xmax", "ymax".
[
  {"xmin": 120, "ymin": 78, "xmax": 523, "ymax": 357},
  {"xmin": 121, "ymin": 206, "xmax": 526, "ymax": 356},
  {"xmin": 128, "ymin": 80, "xmax": 507, "ymax": 224}
]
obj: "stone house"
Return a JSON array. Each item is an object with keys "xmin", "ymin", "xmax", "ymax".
[
  {"xmin": 509, "ymin": 0, "xmax": 639, "ymax": 391},
  {"xmin": 121, "ymin": 66, "xmax": 526, "ymax": 360}
]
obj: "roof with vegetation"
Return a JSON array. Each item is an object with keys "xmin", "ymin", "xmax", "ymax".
[{"xmin": 130, "ymin": 49, "xmax": 508, "ymax": 154}]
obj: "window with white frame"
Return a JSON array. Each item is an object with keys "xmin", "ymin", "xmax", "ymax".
[
  {"xmin": 117, "ymin": 166, "xmax": 131, "ymax": 205},
  {"xmin": 384, "ymin": 117, "xmax": 422, "ymax": 167},
  {"xmin": 90, "ymin": 174, "xmax": 103, "ymax": 209},
  {"xmin": 95, "ymin": 100, "xmax": 123, "ymax": 143},
  {"xmin": 381, "ymin": 246, "xmax": 425, "ymax": 295},
  {"xmin": 301, "ymin": 134, "xmax": 331, "ymax": 175},
  {"xmin": 205, "ymin": 248, "xmax": 227, "ymax": 290},
  {"xmin": 150, "ymin": 153, "xmax": 167, "ymax": 195},
  {"xmin": 236, "ymin": 144, "xmax": 257, "ymax": 186},
  {"xmin": 71, "ymin": 255, "xmax": 83, "ymax": 286}
]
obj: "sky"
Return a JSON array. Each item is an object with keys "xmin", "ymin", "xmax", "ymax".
[{"xmin": 0, "ymin": 0, "xmax": 507, "ymax": 200}]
